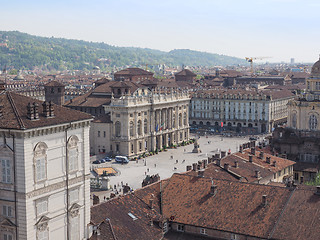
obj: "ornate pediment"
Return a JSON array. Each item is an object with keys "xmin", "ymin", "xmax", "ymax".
[
  {"xmin": 69, "ymin": 203, "xmax": 81, "ymax": 218},
  {"xmin": 35, "ymin": 215, "xmax": 50, "ymax": 231},
  {"xmin": 0, "ymin": 218, "xmax": 16, "ymax": 228}
]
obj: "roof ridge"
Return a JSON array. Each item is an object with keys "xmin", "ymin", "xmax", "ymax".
[
  {"xmin": 268, "ymin": 187, "xmax": 296, "ymax": 239},
  {"xmin": 105, "ymin": 218, "xmax": 118, "ymax": 240},
  {"xmin": 7, "ymin": 92, "xmax": 25, "ymax": 130}
]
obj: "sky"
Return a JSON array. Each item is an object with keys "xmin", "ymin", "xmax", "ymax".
[{"xmin": 1, "ymin": 0, "xmax": 320, "ymax": 63}]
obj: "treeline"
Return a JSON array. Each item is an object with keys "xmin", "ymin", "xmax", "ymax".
[{"xmin": 0, "ymin": 31, "xmax": 245, "ymax": 71}]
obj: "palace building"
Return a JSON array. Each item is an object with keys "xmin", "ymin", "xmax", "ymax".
[{"xmin": 0, "ymin": 82, "xmax": 92, "ymax": 240}]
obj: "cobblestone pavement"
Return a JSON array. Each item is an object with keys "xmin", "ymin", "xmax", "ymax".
[{"xmin": 91, "ymin": 133, "xmax": 268, "ymax": 203}]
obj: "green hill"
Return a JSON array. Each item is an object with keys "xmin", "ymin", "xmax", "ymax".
[{"xmin": 0, "ymin": 31, "xmax": 245, "ymax": 72}]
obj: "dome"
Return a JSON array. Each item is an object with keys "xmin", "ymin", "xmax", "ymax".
[{"xmin": 311, "ymin": 57, "xmax": 320, "ymax": 77}]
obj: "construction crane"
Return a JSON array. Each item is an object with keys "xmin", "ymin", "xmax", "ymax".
[{"xmin": 245, "ymin": 57, "xmax": 271, "ymax": 75}]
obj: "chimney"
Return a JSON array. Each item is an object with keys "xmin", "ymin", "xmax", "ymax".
[
  {"xmin": 49, "ymin": 101, "xmax": 55, "ymax": 117},
  {"xmin": 221, "ymin": 151, "xmax": 226, "ymax": 158},
  {"xmin": 203, "ymin": 159, "xmax": 208, "ymax": 169},
  {"xmin": 300, "ymin": 176, "xmax": 304, "ymax": 184},
  {"xmin": 224, "ymin": 163, "xmax": 230, "ymax": 171},
  {"xmin": 208, "ymin": 157, "xmax": 212, "ymax": 164},
  {"xmin": 239, "ymin": 145, "xmax": 243, "ymax": 153},
  {"xmin": 192, "ymin": 163, "xmax": 197, "ymax": 171},
  {"xmin": 42, "ymin": 101, "xmax": 50, "ymax": 117},
  {"xmin": 197, "ymin": 164, "xmax": 201, "ymax": 171},
  {"xmin": 215, "ymin": 158, "xmax": 221, "ymax": 166},
  {"xmin": 251, "ymin": 147, "xmax": 256, "ymax": 156},
  {"xmin": 315, "ymin": 186, "xmax": 320, "ymax": 196},
  {"xmin": 210, "ymin": 184, "xmax": 217, "ymax": 196},
  {"xmin": 27, "ymin": 102, "xmax": 34, "ymax": 120},
  {"xmin": 215, "ymin": 153, "xmax": 220, "ymax": 159},
  {"xmin": 198, "ymin": 160, "xmax": 203, "ymax": 169},
  {"xmin": 255, "ymin": 170, "xmax": 261, "ymax": 179},
  {"xmin": 281, "ymin": 154, "xmax": 287, "ymax": 159},
  {"xmin": 259, "ymin": 151, "xmax": 264, "ymax": 160},
  {"xmin": 149, "ymin": 198, "xmax": 154, "ymax": 210},
  {"xmin": 251, "ymin": 141, "xmax": 256, "ymax": 148},
  {"xmin": 33, "ymin": 102, "xmax": 39, "ymax": 120},
  {"xmin": 272, "ymin": 161, "xmax": 277, "ymax": 167},
  {"xmin": 262, "ymin": 195, "xmax": 267, "ymax": 207},
  {"xmin": 198, "ymin": 169, "xmax": 204, "ymax": 178},
  {"xmin": 186, "ymin": 165, "xmax": 192, "ymax": 171},
  {"xmin": 266, "ymin": 156, "xmax": 271, "ymax": 164},
  {"xmin": 234, "ymin": 161, "xmax": 238, "ymax": 168},
  {"xmin": 249, "ymin": 155, "xmax": 253, "ymax": 163}
]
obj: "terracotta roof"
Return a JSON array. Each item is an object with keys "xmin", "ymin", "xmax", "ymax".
[
  {"xmin": 162, "ymin": 174, "xmax": 292, "ymax": 239},
  {"xmin": 293, "ymin": 162, "xmax": 320, "ymax": 173},
  {"xmin": 175, "ymin": 69, "xmax": 196, "ymax": 77},
  {"xmin": 93, "ymin": 114, "xmax": 112, "ymax": 123},
  {"xmin": 114, "ymin": 68, "xmax": 153, "ymax": 76},
  {"xmin": 90, "ymin": 193, "xmax": 163, "ymax": 240},
  {"xmin": 236, "ymin": 149, "xmax": 295, "ymax": 173},
  {"xmin": 44, "ymin": 80, "xmax": 65, "ymax": 87},
  {"xmin": 0, "ymin": 91, "xmax": 92, "ymax": 130},
  {"xmin": 272, "ymin": 186, "xmax": 320, "ymax": 240}
]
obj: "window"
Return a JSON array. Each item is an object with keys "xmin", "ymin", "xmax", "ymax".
[
  {"xmin": 34, "ymin": 142, "xmax": 48, "ymax": 182},
  {"xmin": 103, "ymin": 131, "xmax": 106, "ymax": 138},
  {"xmin": 130, "ymin": 121, "xmax": 134, "ymax": 137},
  {"xmin": 37, "ymin": 230, "xmax": 48, "ymax": 240},
  {"xmin": 2, "ymin": 205, "xmax": 12, "ymax": 217},
  {"xmin": 137, "ymin": 120, "xmax": 142, "ymax": 135},
  {"xmin": 177, "ymin": 224, "xmax": 184, "ymax": 232},
  {"xmin": 292, "ymin": 113, "xmax": 297, "ymax": 128},
  {"xmin": 231, "ymin": 233, "xmax": 239, "ymax": 240},
  {"xmin": 116, "ymin": 113, "xmax": 120, "ymax": 117},
  {"xmin": 200, "ymin": 228, "xmax": 207, "ymax": 235},
  {"xmin": 1, "ymin": 159, "xmax": 11, "ymax": 183},
  {"xmin": 139, "ymin": 142, "xmax": 142, "ymax": 151},
  {"xmin": 36, "ymin": 199, "xmax": 48, "ymax": 216},
  {"xmin": 69, "ymin": 188, "xmax": 79, "ymax": 203},
  {"xmin": 3, "ymin": 233, "xmax": 13, "ymax": 240},
  {"xmin": 309, "ymin": 114, "xmax": 318, "ymax": 130},
  {"xmin": 98, "ymin": 131, "xmax": 100, "ymax": 137},
  {"xmin": 179, "ymin": 113, "xmax": 182, "ymax": 127},
  {"xmin": 144, "ymin": 119, "xmax": 148, "ymax": 134},
  {"xmin": 115, "ymin": 121, "xmax": 121, "ymax": 137},
  {"xmin": 183, "ymin": 112, "xmax": 187, "ymax": 125},
  {"xmin": 68, "ymin": 136, "xmax": 79, "ymax": 172}
]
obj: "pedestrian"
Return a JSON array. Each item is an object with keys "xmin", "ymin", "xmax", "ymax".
[
  {"xmin": 154, "ymin": 164, "xmax": 156, "ymax": 168},
  {"xmin": 104, "ymin": 196, "xmax": 106, "ymax": 201},
  {"xmin": 176, "ymin": 159, "xmax": 178, "ymax": 164},
  {"xmin": 184, "ymin": 148, "xmax": 186, "ymax": 152},
  {"xmin": 171, "ymin": 155, "xmax": 173, "ymax": 159},
  {"xmin": 145, "ymin": 171, "xmax": 147, "ymax": 175},
  {"xmin": 182, "ymin": 159, "xmax": 185, "ymax": 163},
  {"xmin": 147, "ymin": 168, "xmax": 149, "ymax": 172}
]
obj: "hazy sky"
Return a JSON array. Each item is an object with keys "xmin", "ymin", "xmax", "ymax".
[{"xmin": 1, "ymin": 0, "xmax": 320, "ymax": 63}]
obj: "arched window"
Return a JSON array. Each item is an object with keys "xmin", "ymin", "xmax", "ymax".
[
  {"xmin": 179, "ymin": 113, "xmax": 182, "ymax": 127},
  {"xmin": 130, "ymin": 121, "xmax": 134, "ymax": 136},
  {"xmin": 115, "ymin": 121, "xmax": 121, "ymax": 137},
  {"xmin": 172, "ymin": 114, "xmax": 175, "ymax": 128},
  {"xmin": 137, "ymin": 120, "xmax": 142, "ymax": 135},
  {"xmin": 34, "ymin": 142, "xmax": 48, "ymax": 182},
  {"xmin": 67, "ymin": 135, "xmax": 79, "ymax": 172},
  {"xmin": 292, "ymin": 113, "xmax": 297, "ymax": 128},
  {"xmin": 144, "ymin": 119, "xmax": 148, "ymax": 134},
  {"xmin": 309, "ymin": 114, "xmax": 318, "ymax": 130},
  {"xmin": 183, "ymin": 112, "xmax": 187, "ymax": 126}
]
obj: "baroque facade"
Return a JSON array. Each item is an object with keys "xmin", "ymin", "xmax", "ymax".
[
  {"xmin": 0, "ymin": 83, "xmax": 92, "ymax": 240},
  {"xmin": 272, "ymin": 57, "xmax": 320, "ymax": 165},
  {"xmin": 190, "ymin": 88, "xmax": 294, "ymax": 134},
  {"xmin": 106, "ymin": 88, "xmax": 190, "ymax": 157}
]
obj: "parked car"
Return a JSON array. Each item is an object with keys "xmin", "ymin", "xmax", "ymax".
[
  {"xmin": 115, "ymin": 156, "xmax": 129, "ymax": 164},
  {"xmin": 103, "ymin": 157, "xmax": 112, "ymax": 162},
  {"xmin": 92, "ymin": 160, "xmax": 101, "ymax": 164},
  {"xmin": 100, "ymin": 158, "xmax": 107, "ymax": 163},
  {"xmin": 249, "ymin": 137, "xmax": 258, "ymax": 141}
]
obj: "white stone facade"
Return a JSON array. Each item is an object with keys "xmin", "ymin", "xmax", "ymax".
[
  {"xmin": 91, "ymin": 88, "xmax": 190, "ymax": 157},
  {"xmin": 0, "ymin": 121, "xmax": 91, "ymax": 240},
  {"xmin": 190, "ymin": 90, "xmax": 294, "ymax": 134}
]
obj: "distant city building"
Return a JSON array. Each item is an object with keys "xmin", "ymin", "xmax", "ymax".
[
  {"xmin": 190, "ymin": 88, "xmax": 295, "ymax": 134},
  {"xmin": 291, "ymin": 58, "xmax": 295, "ymax": 65},
  {"xmin": 0, "ymin": 83, "xmax": 92, "ymax": 240},
  {"xmin": 272, "ymin": 57, "xmax": 320, "ymax": 181},
  {"xmin": 44, "ymin": 80, "xmax": 65, "ymax": 105},
  {"xmin": 174, "ymin": 69, "xmax": 196, "ymax": 82},
  {"xmin": 114, "ymin": 68, "xmax": 154, "ymax": 83}
]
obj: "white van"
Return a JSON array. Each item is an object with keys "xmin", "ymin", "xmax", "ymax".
[{"xmin": 115, "ymin": 156, "xmax": 129, "ymax": 163}]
